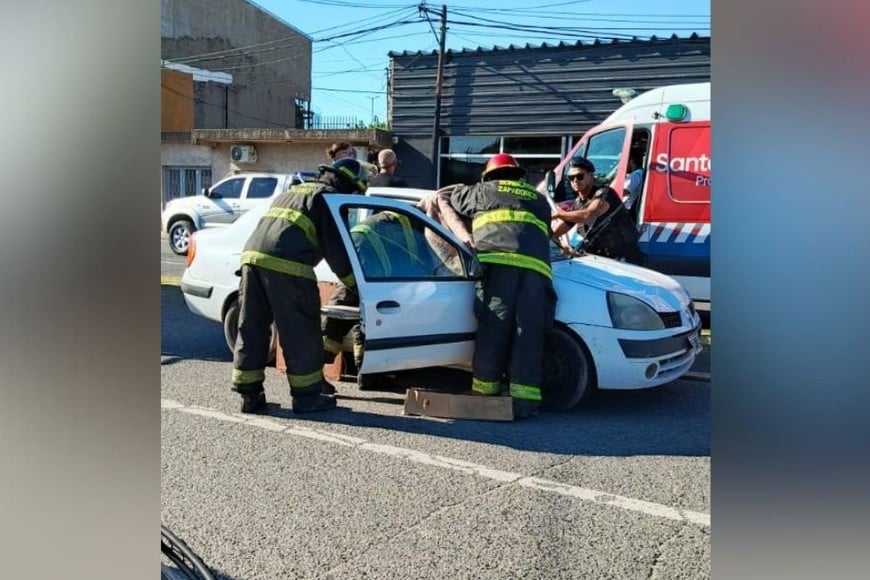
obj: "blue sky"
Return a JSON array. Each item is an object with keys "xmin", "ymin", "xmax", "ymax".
[{"xmin": 252, "ymin": 0, "xmax": 710, "ymax": 124}]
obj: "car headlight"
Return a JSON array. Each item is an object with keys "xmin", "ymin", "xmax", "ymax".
[{"xmin": 607, "ymin": 292, "xmax": 665, "ymax": 330}]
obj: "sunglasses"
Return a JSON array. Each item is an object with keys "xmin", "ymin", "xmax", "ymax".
[{"xmin": 569, "ymin": 172, "xmax": 589, "ymax": 181}]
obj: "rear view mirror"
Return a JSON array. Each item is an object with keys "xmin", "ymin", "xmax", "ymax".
[{"xmin": 202, "ymin": 187, "xmax": 211, "ymax": 197}]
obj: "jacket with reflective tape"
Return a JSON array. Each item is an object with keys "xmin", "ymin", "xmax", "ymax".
[
  {"xmin": 241, "ymin": 181, "xmax": 355, "ymax": 287},
  {"xmin": 449, "ymin": 179, "xmax": 552, "ymax": 279}
]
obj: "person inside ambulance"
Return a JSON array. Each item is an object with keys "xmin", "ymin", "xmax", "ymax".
[
  {"xmin": 551, "ymin": 156, "xmax": 643, "ymax": 264},
  {"xmin": 622, "ymin": 150, "xmax": 644, "ymax": 222}
]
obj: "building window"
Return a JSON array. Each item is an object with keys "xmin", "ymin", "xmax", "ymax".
[{"xmin": 162, "ymin": 166, "xmax": 212, "ymax": 207}]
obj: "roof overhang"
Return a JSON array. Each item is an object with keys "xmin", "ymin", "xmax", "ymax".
[{"xmin": 187, "ymin": 128, "xmax": 393, "ymax": 148}]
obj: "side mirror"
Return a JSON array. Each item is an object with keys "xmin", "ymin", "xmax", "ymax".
[
  {"xmin": 202, "ymin": 187, "xmax": 211, "ymax": 197},
  {"xmin": 545, "ymin": 171, "xmax": 556, "ymax": 198}
]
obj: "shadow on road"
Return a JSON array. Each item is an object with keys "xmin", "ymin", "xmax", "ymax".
[
  {"xmin": 163, "ymin": 285, "xmax": 709, "ymax": 458},
  {"xmin": 161, "ymin": 285, "xmax": 231, "ymax": 364}
]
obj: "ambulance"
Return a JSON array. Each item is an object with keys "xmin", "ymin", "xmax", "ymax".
[{"xmin": 540, "ymin": 82, "xmax": 711, "ymax": 310}]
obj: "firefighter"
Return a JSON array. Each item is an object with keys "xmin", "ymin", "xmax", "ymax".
[
  {"xmin": 552, "ymin": 157, "xmax": 642, "ymax": 264},
  {"xmin": 446, "ymin": 153, "xmax": 556, "ymax": 419},
  {"xmin": 231, "ymin": 158, "xmax": 367, "ymax": 414}
]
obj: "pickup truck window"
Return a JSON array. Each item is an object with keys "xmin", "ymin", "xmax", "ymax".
[
  {"xmin": 248, "ymin": 177, "xmax": 279, "ymax": 199},
  {"xmin": 211, "ymin": 178, "xmax": 244, "ymax": 199}
]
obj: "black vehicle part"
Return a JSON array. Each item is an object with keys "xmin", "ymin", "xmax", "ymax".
[
  {"xmin": 540, "ymin": 325, "xmax": 596, "ymax": 410},
  {"xmin": 161, "ymin": 525, "xmax": 216, "ymax": 580}
]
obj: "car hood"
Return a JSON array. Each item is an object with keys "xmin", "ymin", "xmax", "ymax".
[{"xmin": 552, "ymin": 254, "xmax": 690, "ymax": 312}]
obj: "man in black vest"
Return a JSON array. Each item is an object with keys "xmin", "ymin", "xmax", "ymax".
[{"xmin": 552, "ymin": 157, "xmax": 642, "ymax": 264}]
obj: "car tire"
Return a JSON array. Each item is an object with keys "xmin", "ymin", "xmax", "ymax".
[
  {"xmin": 223, "ymin": 297, "xmax": 276, "ymax": 364},
  {"xmin": 168, "ymin": 219, "xmax": 196, "ymax": 256},
  {"xmin": 541, "ymin": 325, "xmax": 595, "ymax": 411}
]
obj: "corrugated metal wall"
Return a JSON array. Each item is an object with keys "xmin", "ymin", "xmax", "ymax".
[{"xmin": 389, "ymin": 35, "xmax": 710, "ymax": 187}]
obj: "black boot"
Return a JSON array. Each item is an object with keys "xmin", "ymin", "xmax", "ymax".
[
  {"xmin": 292, "ymin": 392, "xmax": 337, "ymax": 414},
  {"xmin": 317, "ymin": 380, "xmax": 337, "ymax": 395},
  {"xmin": 512, "ymin": 398, "xmax": 541, "ymax": 419},
  {"xmin": 240, "ymin": 391, "xmax": 267, "ymax": 414}
]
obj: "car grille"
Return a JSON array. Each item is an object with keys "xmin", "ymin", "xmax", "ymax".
[{"xmin": 658, "ymin": 311, "xmax": 682, "ymax": 328}]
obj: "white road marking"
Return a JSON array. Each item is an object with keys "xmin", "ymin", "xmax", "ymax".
[{"xmin": 162, "ymin": 399, "xmax": 710, "ymax": 528}]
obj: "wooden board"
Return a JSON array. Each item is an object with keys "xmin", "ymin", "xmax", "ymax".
[{"xmin": 403, "ymin": 388, "xmax": 514, "ymax": 421}]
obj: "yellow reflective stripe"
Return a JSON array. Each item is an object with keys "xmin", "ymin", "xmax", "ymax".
[
  {"xmin": 351, "ymin": 224, "xmax": 391, "ymax": 275},
  {"xmin": 288, "ymin": 369, "xmax": 322, "ymax": 388},
  {"xmin": 472, "ymin": 208, "xmax": 549, "ymax": 238},
  {"xmin": 232, "ymin": 368, "xmax": 265, "ymax": 384},
  {"xmin": 384, "ymin": 211, "xmax": 418, "ymax": 255},
  {"xmin": 240, "ymin": 251, "xmax": 317, "ymax": 281},
  {"xmin": 509, "ymin": 382, "xmax": 542, "ymax": 401},
  {"xmin": 264, "ymin": 207, "xmax": 318, "ymax": 248},
  {"xmin": 322, "ymin": 337, "xmax": 343, "ymax": 354},
  {"xmin": 340, "ymin": 272, "xmax": 356, "ymax": 288},
  {"xmin": 472, "ymin": 377, "xmax": 501, "ymax": 396},
  {"xmin": 477, "ymin": 252, "xmax": 552, "ymax": 280}
]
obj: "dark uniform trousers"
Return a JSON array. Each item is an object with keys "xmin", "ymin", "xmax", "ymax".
[
  {"xmin": 472, "ymin": 264, "xmax": 556, "ymax": 400},
  {"xmin": 232, "ymin": 265, "xmax": 324, "ymax": 396},
  {"xmin": 321, "ymin": 283, "xmax": 364, "ymax": 368}
]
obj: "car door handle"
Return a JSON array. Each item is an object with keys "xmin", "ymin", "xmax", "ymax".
[{"xmin": 375, "ymin": 300, "xmax": 400, "ymax": 313}]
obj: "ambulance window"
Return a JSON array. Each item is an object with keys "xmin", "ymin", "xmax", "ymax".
[{"xmin": 562, "ymin": 127, "xmax": 626, "ymax": 187}]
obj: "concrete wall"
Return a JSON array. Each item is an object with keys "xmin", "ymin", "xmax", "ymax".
[
  {"xmin": 161, "ymin": 0, "xmax": 311, "ymax": 129},
  {"xmin": 161, "ymin": 142, "xmax": 376, "ymax": 187}
]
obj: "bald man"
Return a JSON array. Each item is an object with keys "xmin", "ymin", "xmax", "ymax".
[{"xmin": 368, "ymin": 149, "xmax": 409, "ymax": 188}]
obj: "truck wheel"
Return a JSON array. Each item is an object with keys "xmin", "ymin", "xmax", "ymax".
[
  {"xmin": 541, "ymin": 326, "xmax": 595, "ymax": 411},
  {"xmin": 223, "ymin": 298, "xmax": 275, "ymax": 364},
  {"xmin": 168, "ymin": 219, "xmax": 195, "ymax": 256}
]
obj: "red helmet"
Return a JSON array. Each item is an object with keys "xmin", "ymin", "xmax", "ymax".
[{"xmin": 481, "ymin": 153, "xmax": 526, "ymax": 181}]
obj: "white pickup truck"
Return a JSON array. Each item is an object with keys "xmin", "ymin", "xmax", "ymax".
[{"xmin": 162, "ymin": 172, "xmax": 314, "ymax": 255}]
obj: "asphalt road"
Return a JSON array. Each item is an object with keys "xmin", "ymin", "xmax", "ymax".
[{"xmin": 161, "ymin": 284, "xmax": 710, "ymax": 579}]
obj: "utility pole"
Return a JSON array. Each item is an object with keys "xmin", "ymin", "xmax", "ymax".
[
  {"xmin": 368, "ymin": 96, "xmax": 377, "ymax": 126},
  {"xmin": 430, "ymin": 4, "xmax": 447, "ymax": 187}
]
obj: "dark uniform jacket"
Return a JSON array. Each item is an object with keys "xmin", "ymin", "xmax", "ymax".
[
  {"xmin": 450, "ymin": 179, "xmax": 553, "ymax": 280},
  {"xmin": 241, "ymin": 181, "xmax": 356, "ymax": 288}
]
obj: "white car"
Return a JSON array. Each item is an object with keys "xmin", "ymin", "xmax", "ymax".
[
  {"xmin": 181, "ymin": 187, "xmax": 702, "ymax": 410},
  {"xmin": 162, "ymin": 172, "xmax": 315, "ymax": 256}
]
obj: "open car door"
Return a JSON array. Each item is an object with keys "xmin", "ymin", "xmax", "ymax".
[{"xmin": 323, "ymin": 194, "xmax": 481, "ymax": 374}]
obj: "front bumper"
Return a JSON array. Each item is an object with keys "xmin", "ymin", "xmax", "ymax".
[{"xmin": 568, "ymin": 320, "xmax": 702, "ymax": 390}]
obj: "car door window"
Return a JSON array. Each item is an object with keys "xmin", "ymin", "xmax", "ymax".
[
  {"xmin": 341, "ymin": 206, "xmax": 467, "ymax": 280},
  {"xmin": 210, "ymin": 178, "xmax": 244, "ymax": 199},
  {"xmin": 247, "ymin": 177, "xmax": 278, "ymax": 199}
]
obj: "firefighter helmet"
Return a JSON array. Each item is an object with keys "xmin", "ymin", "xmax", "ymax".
[
  {"xmin": 481, "ymin": 153, "xmax": 526, "ymax": 181},
  {"xmin": 319, "ymin": 158, "xmax": 368, "ymax": 193}
]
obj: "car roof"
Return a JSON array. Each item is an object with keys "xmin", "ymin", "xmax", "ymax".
[{"xmin": 365, "ymin": 187, "xmax": 430, "ymax": 202}]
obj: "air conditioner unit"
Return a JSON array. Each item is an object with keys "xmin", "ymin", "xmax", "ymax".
[{"xmin": 230, "ymin": 144, "xmax": 257, "ymax": 164}]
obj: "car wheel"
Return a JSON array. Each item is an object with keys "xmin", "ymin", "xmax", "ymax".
[
  {"xmin": 223, "ymin": 297, "xmax": 275, "ymax": 364},
  {"xmin": 541, "ymin": 326, "xmax": 594, "ymax": 411},
  {"xmin": 168, "ymin": 219, "xmax": 195, "ymax": 256}
]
